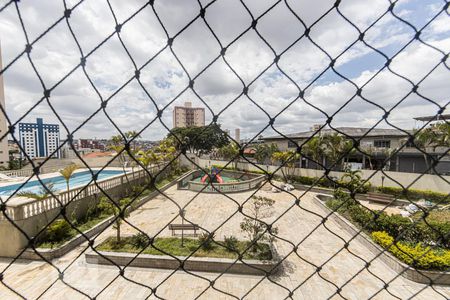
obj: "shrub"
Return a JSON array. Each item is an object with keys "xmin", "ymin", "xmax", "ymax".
[
  {"xmin": 41, "ymin": 219, "xmax": 72, "ymax": 244},
  {"xmin": 130, "ymin": 232, "xmax": 150, "ymax": 249},
  {"xmin": 376, "ymin": 187, "xmax": 449, "ymax": 204},
  {"xmin": 328, "ymin": 191, "xmax": 449, "ymax": 247},
  {"xmin": 224, "ymin": 235, "xmax": 239, "ymax": 252},
  {"xmin": 198, "ymin": 232, "xmax": 215, "ymax": 250},
  {"xmin": 371, "ymin": 231, "xmax": 450, "ymax": 270}
]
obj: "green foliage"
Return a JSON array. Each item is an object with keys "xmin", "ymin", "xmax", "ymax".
[
  {"xmin": 170, "ymin": 124, "xmax": 229, "ymax": 155},
  {"xmin": 338, "ymin": 169, "xmax": 370, "ymax": 194},
  {"xmin": 8, "ymin": 158, "xmax": 26, "ymax": 170},
  {"xmin": 17, "ymin": 183, "xmax": 57, "ymax": 200},
  {"xmin": 130, "ymin": 232, "xmax": 150, "ymax": 249},
  {"xmin": 376, "ymin": 186, "xmax": 449, "ymax": 204},
  {"xmin": 271, "ymin": 150, "xmax": 300, "ymax": 180},
  {"xmin": 224, "ymin": 235, "xmax": 239, "ymax": 252},
  {"xmin": 97, "ymin": 236, "xmax": 273, "ymax": 260},
  {"xmin": 59, "ymin": 164, "xmax": 78, "ymax": 192},
  {"xmin": 327, "ymin": 193, "xmax": 450, "ymax": 249},
  {"xmin": 240, "ymin": 196, "xmax": 278, "ymax": 252},
  {"xmin": 98, "ymin": 196, "xmax": 132, "ymax": 242},
  {"xmin": 321, "ymin": 133, "xmax": 355, "ymax": 170},
  {"xmin": 254, "ymin": 143, "xmax": 279, "ymax": 164},
  {"xmin": 39, "ymin": 219, "xmax": 72, "ymax": 244},
  {"xmin": 372, "ymin": 231, "xmax": 450, "ymax": 270},
  {"xmin": 303, "ymin": 136, "xmax": 325, "ymax": 169},
  {"xmin": 198, "ymin": 232, "xmax": 215, "ymax": 250}
]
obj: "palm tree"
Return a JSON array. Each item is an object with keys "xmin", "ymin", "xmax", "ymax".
[
  {"xmin": 361, "ymin": 145, "xmax": 375, "ymax": 170},
  {"xmin": 217, "ymin": 142, "xmax": 240, "ymax": 169},
  {"xmin": 271, "ymin": 150, "xmax": 299, "ymax": 181},
  {"xmin": 414, "ymin": 128, "xmax": 435, "ymax": 173},
  {"xmin": 59, "ymin": 164, "xmax": 78, "ymax": 193},
  {"xmin": 322, "ymin": 134, "xmax": 354, "ymax": 171},
  {"xmin": 254, "ymin": 143, "xmax": 278, "ymax": 164},
  {"xmin": 303, "ymin": 136, "xmax": 325, "ymax": 169},
  {"xmin": 98, "ymin": 196, "xmax": 131, "ymax": 243}
]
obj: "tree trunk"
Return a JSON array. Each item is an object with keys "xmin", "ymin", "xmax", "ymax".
[
  {"xmin": 423, "ymin": 153, "xmax": 430, "ymax": 174},
  {"xmin": 116, "ymin": 222, "xmax": 121, "ymax": 243}
]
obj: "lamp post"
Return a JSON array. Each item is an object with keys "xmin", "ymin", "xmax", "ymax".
[{"xmin": 381, "ymin": 175, "xmax": 385, "ymax": 188}]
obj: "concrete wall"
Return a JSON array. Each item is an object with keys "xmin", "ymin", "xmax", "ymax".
[{"xmin": 187, "ymin": 157, "xmax": 450, "ymax": 193}]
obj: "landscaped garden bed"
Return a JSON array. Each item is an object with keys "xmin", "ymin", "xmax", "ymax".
[
  {"xmin": 324, "ymin": 193, "xmax": 450, "ymax": 271},
  {"xmin": 314, "ymin": 193, "xmax": 450, "ymax": 285},
  {"xmin": 87, "ymin": 194, "xmax": 280, "ymax": 275},
  {"xmin": 88, "ymin": 235, "xmax": 277, "ymax": 275},
  {"xmin": 96, "ymin": 236, "xmax": 273, "ymax": 260}
]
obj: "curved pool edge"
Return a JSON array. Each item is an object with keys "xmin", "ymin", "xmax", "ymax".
[{"xmin": 177, "ymin": 170, "xmax": 266, "ymax": 193}]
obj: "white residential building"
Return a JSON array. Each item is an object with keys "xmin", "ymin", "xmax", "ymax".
[{"xmin": 19, "ymin": 118, "xmax": 60, "ymax": 159}]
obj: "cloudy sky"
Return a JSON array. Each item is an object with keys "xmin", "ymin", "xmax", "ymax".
[{"xmin": 0, "ymin": 0, "xmax": 449, "ymax": 142}]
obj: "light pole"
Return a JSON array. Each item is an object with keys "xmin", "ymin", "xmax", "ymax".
[{"xmin": 381, "ymin": 175, "xmax": 385, "ymax": 188}]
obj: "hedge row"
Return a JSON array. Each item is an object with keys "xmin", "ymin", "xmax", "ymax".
[
  {"xmin": 372, "ymin": 231, "xmax": 450, "ymax": 271},
  {"xmin": 287, "ymin": 174, "xmax": 448, "ymax": 204},
  {"xmin": 376, "ymin": 186, "xmax": 449, "ymax": 204}
]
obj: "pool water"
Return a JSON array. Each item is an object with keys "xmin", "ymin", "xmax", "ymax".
[
  {"xmin": 0, "ymin": 170, "xmax": 124, "ymax": 196},
  {"xmin": 192, "ymin": 175, "xmax": 242, "ymax": 183}
]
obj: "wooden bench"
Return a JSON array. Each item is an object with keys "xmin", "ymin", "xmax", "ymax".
[
  {"xmin": 168, "ymin": 223, "xmax": 200, "ymax": 236},
  {"xmin": 365, "ymin": 192, "xmax": 395, "ymax": 204}
]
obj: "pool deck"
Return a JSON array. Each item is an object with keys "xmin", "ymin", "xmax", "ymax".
[{"xmin": 0, "ymin": 183, "xmax": 449, "ymax": 299}]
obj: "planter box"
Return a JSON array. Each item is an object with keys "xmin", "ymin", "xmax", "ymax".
[
  {"xmin": 314, "ymin": 194, "xmax": 450, "ymax": 285},
  {"xmin": 86, "ymin": 250, "xmax": 279, "ymax": 276},
  {"xmin": 20, "ymin": 216, "xmax": 114, "ymax": 260}
]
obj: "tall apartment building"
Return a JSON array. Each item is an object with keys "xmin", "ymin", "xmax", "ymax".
[
  {"xmin": 172, "ymin": 102, "xmax": 205, "ymax": 128},
  {"xmin": 235, "ymin": 128, "xmax": 240, "ymax": 143},
  {"xmin": 19, "ymin": 118, "xmax": 60, "ymax": 159},
  {"xmin": 0, "ymin": 45, "xmax": 9, "ymax": 167}
]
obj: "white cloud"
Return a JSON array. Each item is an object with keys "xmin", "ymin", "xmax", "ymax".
[{"xmin": 0, "ymin": 0, "xmax": 448, "ymax": 142}]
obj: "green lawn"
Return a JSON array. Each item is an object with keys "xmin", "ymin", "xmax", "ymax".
[{"xmin": 97, "ymin": 236, "xmax": 273, "ymax": 260}]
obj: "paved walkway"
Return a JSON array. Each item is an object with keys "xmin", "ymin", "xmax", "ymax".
[{"xmin": 1, "ymin": 183, "xmax": 449, "ymax": 299}]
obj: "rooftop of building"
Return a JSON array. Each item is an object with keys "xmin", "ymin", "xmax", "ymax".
[
  {"xmin": 263, "ymin": 127, "xmax": 413, "ymax": 140},
  {"xmin": 413, "ymin": 114, "xmax": 450, "ymax": 122}
]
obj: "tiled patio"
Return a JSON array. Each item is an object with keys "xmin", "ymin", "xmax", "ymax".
[{"xmin": 1, "ymin": 183, "xmax": 449, "ymax": 299}]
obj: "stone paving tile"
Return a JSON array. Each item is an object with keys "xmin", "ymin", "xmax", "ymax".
[{"xmin": 0, "ymin": 183, "xmax": 449, "ymax": 299}]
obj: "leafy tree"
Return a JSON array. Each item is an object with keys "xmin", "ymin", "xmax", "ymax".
[
  {"xmin": 59, "ymin": 164, "xmax": 78, "ymax": 193},
  {"xmin": 271, "ymin": 150, "xmax": 299, "ymax": 181},
  {"xmin": 109, "ymin": 131, "xmax": 141, "ymax": 167},
  {"xmin": 322, "ymin": 133, "xmax": 354, "ymax": 170},
  {"xmin": 98, "ymin": 196, "xmax": 132, "ymax": 243},
  {"xmin": 170, "ymin": 124, "xmax": 229, "ymax": 156},
  {"xmin": 240, "ymin": 196, "xmax": 278, "ymax": 253},
  {"xmin": 410, "ymin": 122, "xmax": 450, "ymax": 173},
  {"xmin": 303, "ymin": 136, "xmax": 325, "ymax": 169},
  {"xmin": 217, "ymin": 141, "xmax": 240, "ymax": 169},
  {"xmin": 361, "ymin": 145, "xmax": 375, "ymax": 170},
  {"xmin": 109, "ymin": 131, "xmax": 142, "ymax": 182},
  {"xmin": 254, "ymin": 143, "xmax": 278, "ymax": 164}
]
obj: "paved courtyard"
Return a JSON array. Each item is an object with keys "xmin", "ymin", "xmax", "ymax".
[{"xmin": 0, "ymin": 183, "xmax": 449, "ymax": 299}]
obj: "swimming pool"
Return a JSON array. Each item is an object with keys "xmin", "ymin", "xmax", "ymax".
[{"xmin": 0, "ymin": 170, "xmax": 124, "ymax": 196}]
